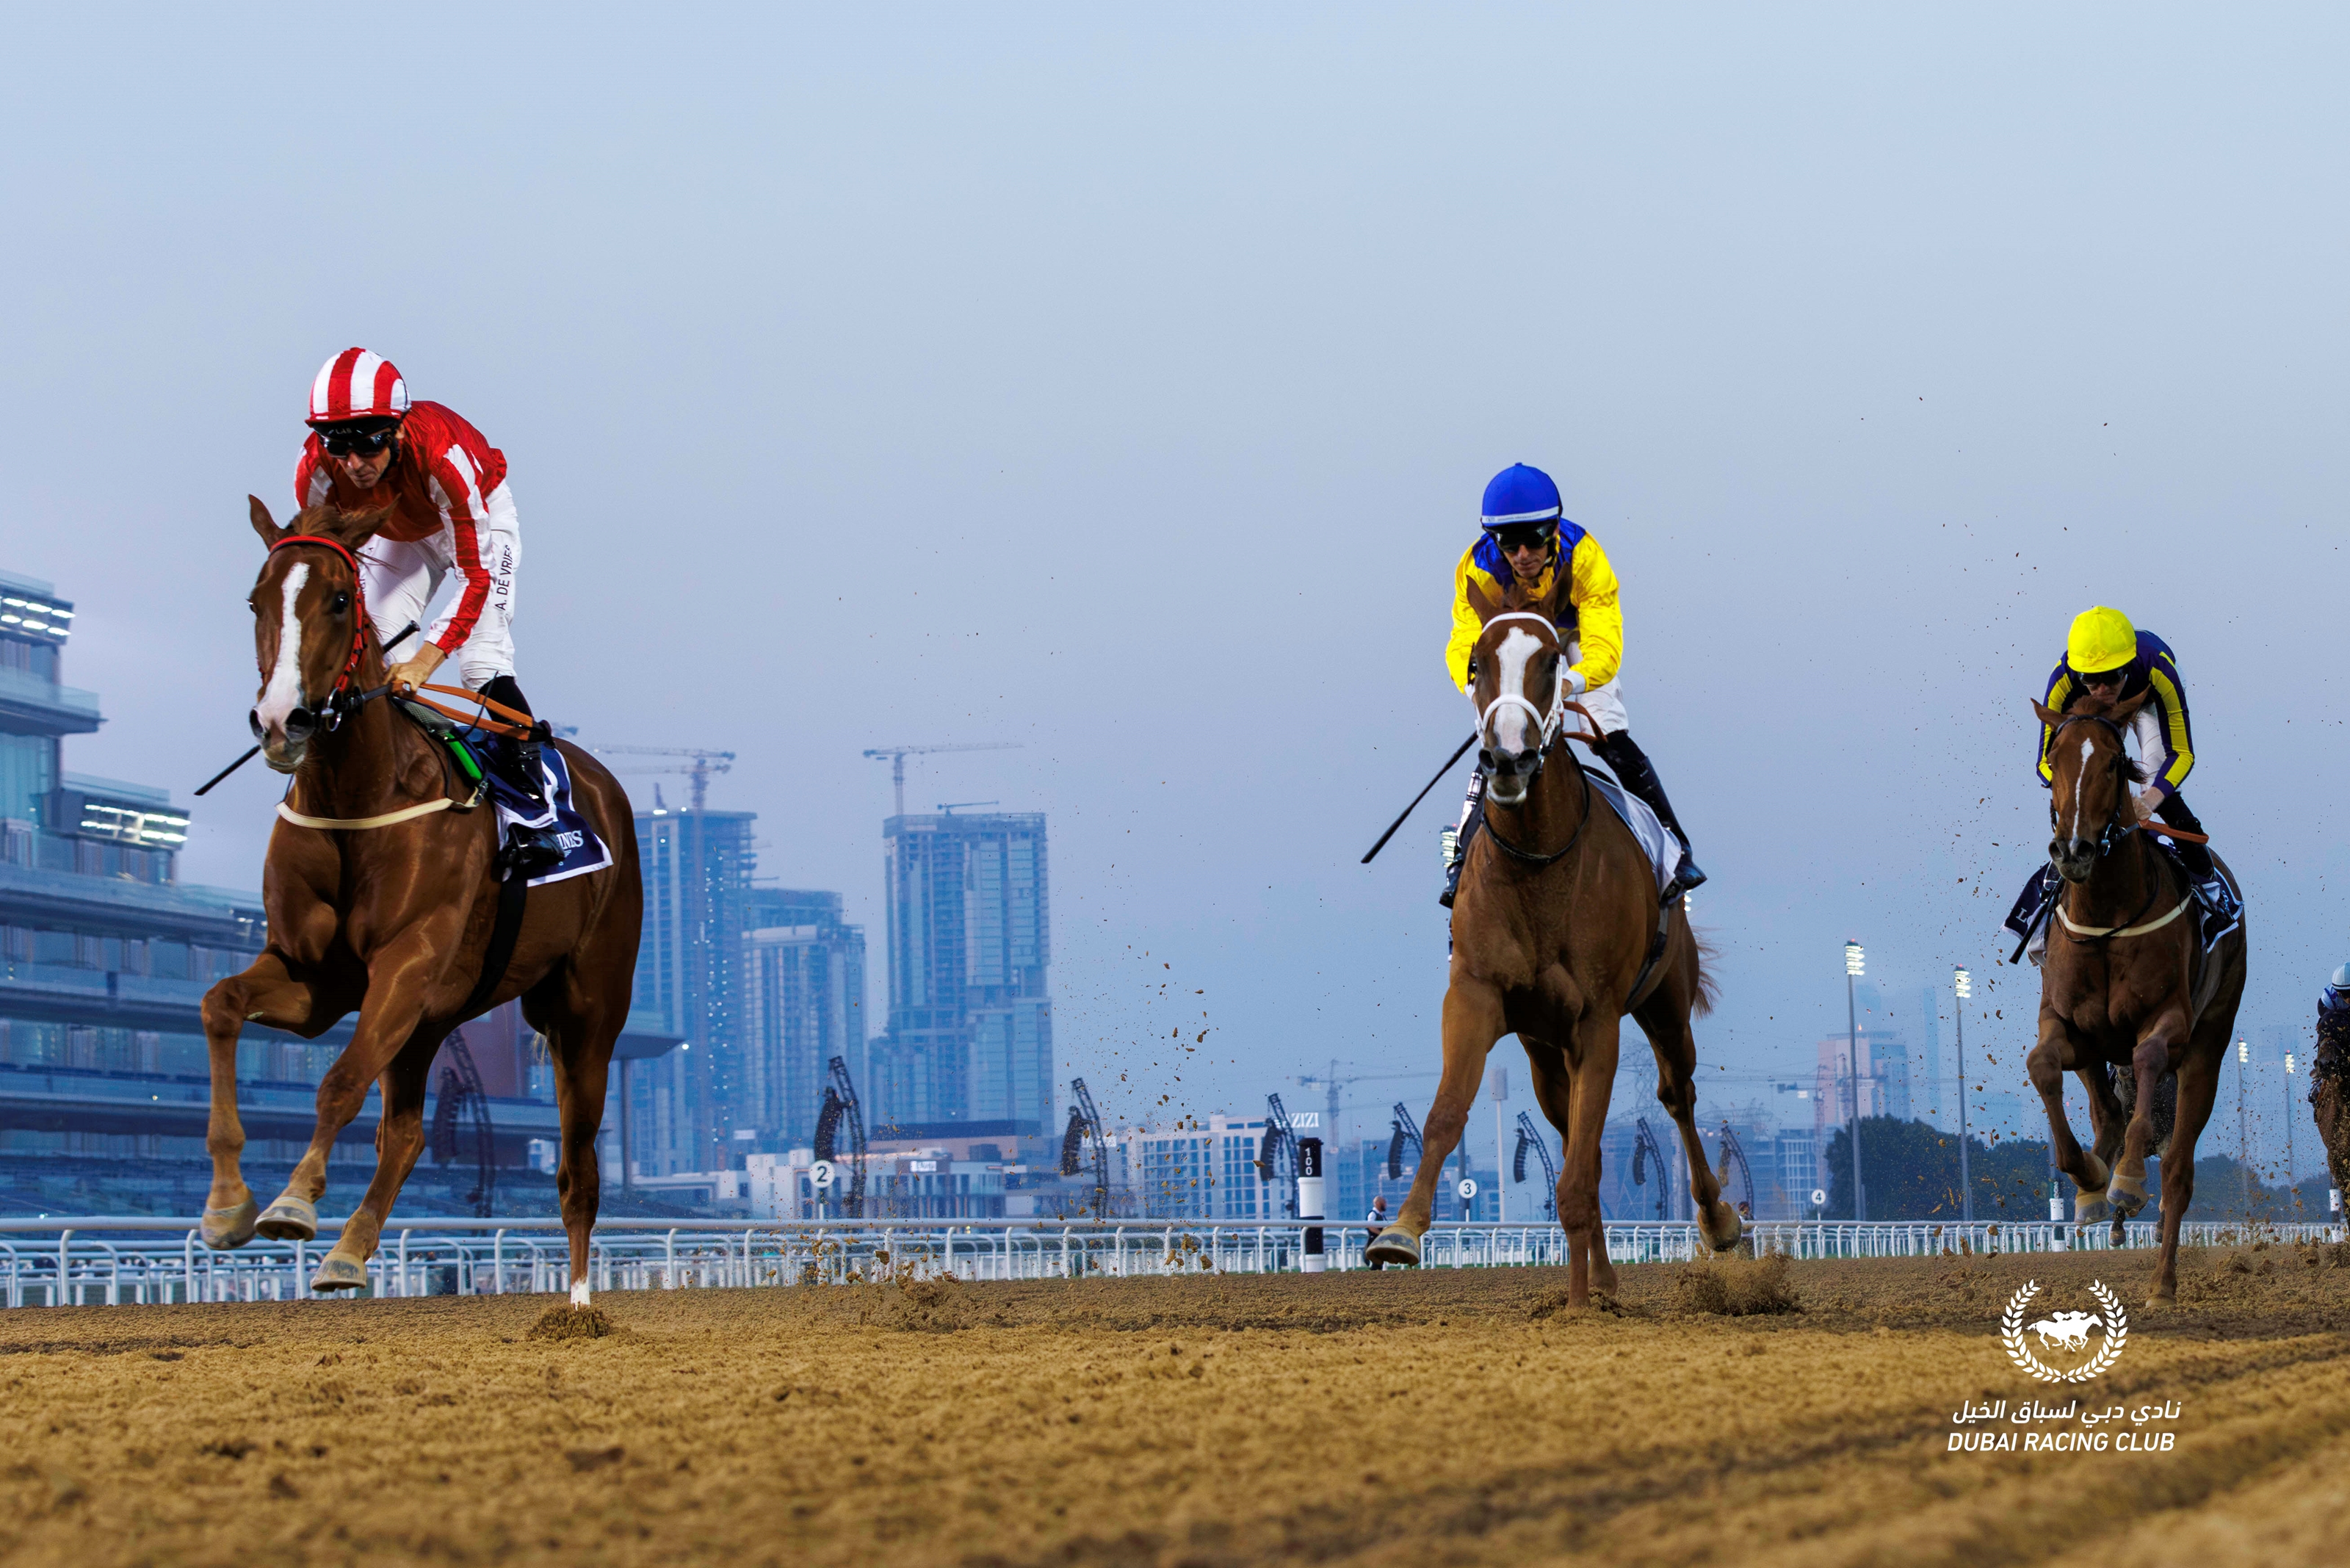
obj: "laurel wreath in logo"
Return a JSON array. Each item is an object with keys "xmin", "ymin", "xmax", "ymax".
[{"xmin": 2001, "ymin": 1279, "xmax": 2129, "ymax": 1383}]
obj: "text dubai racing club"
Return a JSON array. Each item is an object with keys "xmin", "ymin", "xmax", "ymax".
[{"xmin": 1949, "ymin": 1430, "xmax": 2177, "ymax": 1453}]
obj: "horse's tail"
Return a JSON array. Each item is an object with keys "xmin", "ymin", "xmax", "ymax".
[{"xmin": 1692, "ymin": 928, "xmax": 1721, "ymax": 1018}]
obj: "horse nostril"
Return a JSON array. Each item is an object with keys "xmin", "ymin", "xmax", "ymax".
[
  {"xmin": 1478, "ymin": 750, "xmax": 1495, "ymax": 770},
  {"xmin": 283, "ymin": 706, "xmax": 317, "ymax": 740},
  {"xmin": 249, "ymin": 709, "xmax": 266, "ymax": 741}
]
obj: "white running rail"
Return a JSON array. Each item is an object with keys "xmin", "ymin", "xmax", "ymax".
[{"xmin": 0, "ymin": 1215, "xmax": 2336, "ymax": 1308}]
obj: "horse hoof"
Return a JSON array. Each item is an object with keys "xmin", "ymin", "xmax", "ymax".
[
  {"xmin": 1702, "ymin": 1203, "xmax": 1744, "ymax": 1252},
  {"xmin": 254, "ymin": 1192, "xmax": 318, "ymax": 1242},
  {"xmin": 200, "ymin": 1197, "xmax": 258, "ymax": 1251},
  {"xmin": 310, "ymin": 1254, "xmax": 369, "ymax": 1293},
  {"xmin": 2144, "ymin": 1287, "xmax": 2175, "ymax": 1308},
  {"xmin": 2109, "ymin": 1215, "xmax": 2127, "ymax": 1247},
  {"xmin": 2075, "ymin": 1192, "xmax": 2114, "ymax": 1224},
  {"xmin": 1364, "ymin": 1230, "xmax": 1422, "ymax": 1268},
  {"xmin": 2109, "ymin": 1172, "xmax": 2150, "ymax": 1217}
]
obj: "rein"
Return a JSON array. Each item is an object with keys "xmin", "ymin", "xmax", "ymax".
[{"xmin": 1485, "ymin": 754, "xmax": 1595, "ymax": 867}]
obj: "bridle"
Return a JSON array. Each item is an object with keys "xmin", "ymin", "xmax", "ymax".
[
  {"xmin": 1475, "ymin": 612, "xmax": 1602, "ymax": 867},
  {"xmin": 2046, "ymin": 712, "xmax": 2137, "ymax": 859},
  {"xmin": 2046, "ymin": 710, "xmax": 2179, "ymax": 942},
  {"xmin": 256, "ymin": 534, "xmax": 380, "ymax": 735}
]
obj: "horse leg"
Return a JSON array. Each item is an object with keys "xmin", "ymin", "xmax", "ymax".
[
  {"xmin": 533, "ymin": 969, "xmax": 625, "ymax": 1309},
  {"xmin": 2077, "ymin": 1061, "xmax": 2133, "ymax": 1242},
  {"xmin": 1524, "ymin": 1038, "xmax": 1607, "ymax": 1294},
  {"xmin": 1365, "ymin": 978, "xmax": 1503, "ymax": 1266},
  {"xmin": 1555, "ymin": 1020, "xmax": 1625, "ymax": 1304},
  {"xmin": 1635, "ymin": 997, "xmax": 1740, "ymax": 1251},
  {"xmin": 311, "ymin": 1035, "xmax": 440, "ymax": 1290},
  {"xmin": 197, "ymin": 954, "xmax": 331, "ymax": 1250},
  {"xmin": 2149, "ymin": 1046, "xmax": 2222, "ymax": 1305},
  {"xmin": 2026, "ymin": 1014, "xmax": 2110, "ymax": 1221},
  {"xmin": 2111, "ymin": 1019, "xmax": 2186, "ymax": 1225}
]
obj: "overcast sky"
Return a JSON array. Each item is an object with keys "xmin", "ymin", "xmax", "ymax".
[{"xmin": 4, "ymin": 7, "xmax": 2343, "ymax": 1169}]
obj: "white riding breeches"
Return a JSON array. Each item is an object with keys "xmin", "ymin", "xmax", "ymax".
[{"xmin": 360, "ymin": 481, "xmax": 521, "ymax": 688}]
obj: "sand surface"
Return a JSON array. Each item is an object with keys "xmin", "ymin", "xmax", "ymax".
[{"xmin": 4, "ymin": 1243, "xmax": 2349, "ymax": 1566}]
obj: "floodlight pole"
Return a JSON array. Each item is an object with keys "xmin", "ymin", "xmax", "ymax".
[
  {"xmin": 2238, "ymin": 1041, "xmax": 2252, "ymax": 1213},
  {"xmin": 1954, "ymin": 967, "xmax": 1973, "ymax": 1224},
  {"xmin": 1845, "ymin": 942, "xmax": 1867, "ymax": 1224}
]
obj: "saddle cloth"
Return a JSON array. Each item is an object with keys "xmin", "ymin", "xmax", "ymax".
[
  {"xmin": 479, "ymin": 745, "xmax": 613, "ymax": 888},
  {"xmin": 1583, "ymin": 765, "xmax": 1683, "ymax": 895},
  {"xmin": 2002, "ymin": 844, "xmax": 2242, "ymax": 971}
]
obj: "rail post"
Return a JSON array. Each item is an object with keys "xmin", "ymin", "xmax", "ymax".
[
  {"xmin": 183, "ymin": 1229, "xmax": 196, "ymax": 1305},
  {"xmin": 54, "ymin": 1228, "xmax": 72, "ymax": 1308},
  {"xmin": 494, "ymin": 1229, "xmax": 506, "ymax": 1294},
  {"xmin": 1298, "ymin": 1137, "xmax": 1326, "ymax": 1274},
  {"xmin": 665, "ymin": 1228, "xmax": 678, "ymax": 1288},
  {"xmin": 397, "ymin": 1229, "xmax": 410, "ymax": 1298}
]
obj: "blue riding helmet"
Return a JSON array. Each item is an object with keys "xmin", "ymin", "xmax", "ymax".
[{"xmin": 1480, "ymin": 463, "xmax": 1562, "ymax": 529}]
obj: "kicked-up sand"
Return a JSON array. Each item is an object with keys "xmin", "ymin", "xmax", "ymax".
[{"xmin": 4, "ymin": 1242, "xmax": 2349, "ymax": 1566}]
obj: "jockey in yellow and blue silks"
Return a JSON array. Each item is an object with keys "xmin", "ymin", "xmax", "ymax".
[
  {"xmin": 1439, "ymin": 462, "xmax": 1704, "ymax": 908},
  {"xmin": 2038, "ymin": 605, "xmax": 2214, "ymax": 884}
]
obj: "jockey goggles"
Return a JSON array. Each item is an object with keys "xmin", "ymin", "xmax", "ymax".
[
  {"xmin": 312, "ymin": 419, "xmax": 400, "ymax": 456},
  {"xmin": 1490, "ymin": 521, "xmax": 1557, "ymax": 555}
]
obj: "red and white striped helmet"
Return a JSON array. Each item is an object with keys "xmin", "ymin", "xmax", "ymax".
[{"xmin": 306, "ymin": 347, "xmax": 411, "ymax": 424}]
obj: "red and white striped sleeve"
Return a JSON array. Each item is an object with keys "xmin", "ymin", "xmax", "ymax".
[
  {"xmin": 292, "ymin": 436, "xmax": 335, "ymax": 510},
  {"xmin": 422, "ymin": 439, "xmax": 496, "ymax": 650}
]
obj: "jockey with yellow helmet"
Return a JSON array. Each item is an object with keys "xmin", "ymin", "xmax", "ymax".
[
  {"xmin": 1439, "ymin": 462, "xmax": 1704, "ymax": 908},
  {"xmin": 2037, "ymin": 605, "xmax": 2213, "ymax": 885}
]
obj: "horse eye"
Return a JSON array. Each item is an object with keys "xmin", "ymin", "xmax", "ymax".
[{"xmin": 332, "ymin": 593, "xmax": 350, "ymax": 614}]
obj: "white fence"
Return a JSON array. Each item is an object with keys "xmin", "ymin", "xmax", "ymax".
[{"xmin": 0, "ymin": 1215, "xmax": 2338, "ymax": 1308}]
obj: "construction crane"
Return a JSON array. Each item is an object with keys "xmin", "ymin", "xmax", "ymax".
[
  {"xmin": 863, "ymin": 743, "xmax": 1021, "ymax": 817},
  {"xmin": 1631, "ymin": 1116, "xmax": 1672, "ymax": 1221},
  {"xmin": 596, "ymin": 745, "xmax": 736, "ymax": 811},
  {"xmin": 1059, "ymin": 1077, "xmax": 1110, "ymax": 1218},
  {"xmin": 812, "ymin": 1057, "xmax": 868, "ymax": 1218},
  {"xmin": 1385, "ymin": 1102, "xmax": 1425, "ymax": 1182},
  {"xmin": 1716, "ymin": 1121, "xmax": 1756, "ymax": 1218},
  {"xmin": 428, "ymin": 1028, "xmax": 496, "ymax": 1218},
  {"xmin": 1294, "ymin": 1062, "xmax": 1434, "ymax": 1153},
  {"xmin": 1254, "ymin": 1094, "xmax": 1299, "ymax": 1215},
  {"xmin": 1511, "ymin": 1110, "xmax": 1559, "ymax": 1219}
]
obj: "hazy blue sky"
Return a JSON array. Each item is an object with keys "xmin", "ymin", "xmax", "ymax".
[{"xmin": 4, "ymin": 7, "xmax": 2343, "ymax": 1172}]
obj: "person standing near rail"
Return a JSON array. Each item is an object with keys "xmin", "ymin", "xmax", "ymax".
[{"xmin": 1364, "ymin": 1195, "xmax": 1390, "ymax": 1271}]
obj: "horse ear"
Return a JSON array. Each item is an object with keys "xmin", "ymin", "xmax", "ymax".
[
  {"xmin": 248, "ymin": 496, "xmax": 287, "ymax": 549},
  {"xmin": 2031, "ymin": 699, "xmax": 2064, "ymax": 727},
  {"xmin": 1464, "ymin": 576, "xmax": 1497, "ymax": 624}
]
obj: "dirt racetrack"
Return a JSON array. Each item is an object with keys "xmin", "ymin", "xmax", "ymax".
[{"xmin": 5, "ymin": 1243, "xmax": 2350, "ymax": 1567}]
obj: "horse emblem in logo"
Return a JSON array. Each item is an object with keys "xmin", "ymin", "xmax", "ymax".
[{"xmin": 2001, "ymin": 1279, "xmax": 2128, "ymax": 1382}]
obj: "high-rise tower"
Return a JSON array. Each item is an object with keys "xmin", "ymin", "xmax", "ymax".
[{"xmin": 870, "ymin": 809, "xmax": 1051, "ymax": 1136}]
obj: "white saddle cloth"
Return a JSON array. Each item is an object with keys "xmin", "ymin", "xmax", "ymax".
[{"xmin": 1581, "ymin": 763, "xmax": 1684, "ymax": 895}]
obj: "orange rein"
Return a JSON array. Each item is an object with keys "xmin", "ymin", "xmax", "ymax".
[
  {"xmin": 1558, "ymin": 698, "xmax": 1603, "ymax": 751},
  {"xmin": 398, "ymin": 682, "xmax": 539, "ymax": 740},
  {"xmin": 2138, "ymin": 820, "xmax": 2210, "ymax": 846}
]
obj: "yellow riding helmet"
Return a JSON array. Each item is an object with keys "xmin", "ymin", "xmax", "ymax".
[{"xmin": 2066, "ymin": 606, "xmax": 2138, "ymax": 675}]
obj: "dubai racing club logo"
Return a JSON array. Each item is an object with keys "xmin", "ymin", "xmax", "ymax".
[{"xmin": 2000, "ymin": 1279, "xmax": 2128, "ymax": 1382}]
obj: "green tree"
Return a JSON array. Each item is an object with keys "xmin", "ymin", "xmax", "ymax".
[{"xmin": 1823, "ymin": 1116, "xmax": 2053, "ymax": 1221}]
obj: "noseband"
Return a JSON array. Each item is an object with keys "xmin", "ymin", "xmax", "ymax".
[{"xmin": 261, "ymin": 534, "xmax": 376, "ymax": 734}]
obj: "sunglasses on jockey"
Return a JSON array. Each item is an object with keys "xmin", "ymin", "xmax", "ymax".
[
  {"xmin": 311, "ymin": 419, "xmax": 400, "ymax": 456},
  {"xmin": 1490, "ymin": 522, "xmax": 1557, "ymax": 556},
  {"xmin": 2075, "ymin": 665, "xmax": 2130, "ymax": 688}
]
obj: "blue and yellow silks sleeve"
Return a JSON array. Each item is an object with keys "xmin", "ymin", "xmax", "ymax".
[
  {"xmin": 2033, "ymin": 630, "xmax": 2194, "ymax": 797},
  {"xmin": 1444, "ymin": 527, "xmax": 1624, "ymax": 693}
]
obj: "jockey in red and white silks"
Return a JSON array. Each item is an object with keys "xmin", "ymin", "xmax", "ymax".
[{"xmin": 293, "ymin": 348, "xmax": 521, "ymax": 695}]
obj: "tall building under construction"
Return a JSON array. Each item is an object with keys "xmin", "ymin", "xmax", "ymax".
[{"xmin": 869, "ymin": 809, "xmax": 1052, "ymax": 1138}]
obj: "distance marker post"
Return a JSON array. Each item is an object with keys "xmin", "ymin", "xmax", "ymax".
[{"xmin": 1298, "ymin": 1136, "xmax": 1326, "ymax": 1274}]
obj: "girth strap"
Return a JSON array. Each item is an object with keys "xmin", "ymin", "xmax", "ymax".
[{"xmin": 458, "ymin": 861, "xmax": 530, "ymax": 1020}]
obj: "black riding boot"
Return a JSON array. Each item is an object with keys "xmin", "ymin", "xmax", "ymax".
[
  {"xmin": 1439, "ymin": 775, "xmax": 1486, "ymax": 909},
  {"xmin": 1595, "ymin": 731, "xmax": 1706, "ymax": 897},
  {"xmin": 2154, "ymin": 792, "xmax": 2214, "ymax": 881},
  {"xmin": 480, "ymin": 675, "xmax": 565, "ymax": 875}
]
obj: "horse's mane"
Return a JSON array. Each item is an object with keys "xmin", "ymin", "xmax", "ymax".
[
  {"xmin": 287, "ymin": 502, "xmax": 383, "ymax": 541},
  {"xmin": 2058, "ymin": 690, "xmax": 2150, "ymax": 784}
]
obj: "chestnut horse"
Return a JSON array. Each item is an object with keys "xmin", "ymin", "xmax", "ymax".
[
  {"xmin": 2029, "ymin": 687, "xmax": 2245, "ymax": 1305},
  {"xmin": 1365, "ymin": 574, "xmax": 1738, "ymax": 1303},
  {"xmin": 202, "ymin": 499, "xmax": 641, "ymax": 1303}
]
